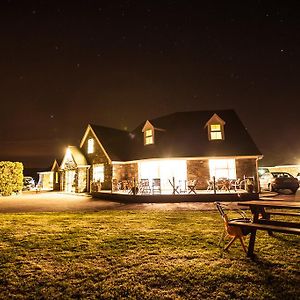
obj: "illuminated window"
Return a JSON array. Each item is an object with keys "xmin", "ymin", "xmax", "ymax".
[
  {"xmin": 145, "ymin": 129, "xmax": 154, "ymax": 145},
  {"xmin": 209, "ymin": 159, "xmax": 236, "ymax": 180},
  {"xmin": 93, "ymin": 164, "xmax": 104, "ymax": 182},
  {"xmin": 138, "ymin": 160, "xmax": 187, "ymax": 192},
  {"xmin": 55, "ymin": 172, "xmax": 59, "ymax": 184},
  {"xmin": 210, "ymin": 124, "xmax": 223, "ymax": 140},
  {"xmin": 87, "ymin": 138, "xmax": 94, "ymax": 154}
]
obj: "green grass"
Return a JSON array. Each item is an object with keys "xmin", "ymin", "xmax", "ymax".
[{"xmin": 0, "ymin": 211, "xmax": 299, "ymax": 299}]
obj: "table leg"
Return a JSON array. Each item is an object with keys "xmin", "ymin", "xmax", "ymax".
[
  {"xmin": 247, "ymin": 206, "xmax": 259, "ymax": 258},
  {"xmin": 247, "ymin": 229, "xmax": 257, "ymax": 258},
  {"xmin": 262, "ymin": 209, "xmax": 273, "ymax": 236}
]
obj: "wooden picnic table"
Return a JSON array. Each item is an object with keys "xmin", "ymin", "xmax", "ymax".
[{"xmin": 229, "ymin": 200, "xmax": 300, "ymax": 258}]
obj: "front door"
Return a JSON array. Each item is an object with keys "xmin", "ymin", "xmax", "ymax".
[{"xmin": 65, "ymin": 170, "xmax": 76, "ymax": 192}]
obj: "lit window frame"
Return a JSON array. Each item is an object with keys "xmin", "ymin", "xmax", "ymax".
[
  {"xmin": 209, "ymin": 159, "xmax": 236, "ymax": 180},
  {"xmin": 209, "ymin": 123, "xmax": 223, "ymax": 141},
  {"xmin": 93, "ymin": 164, "xmax": 105, "ymax": 182},
  {"xmin": 144, "ymin": 129, "xmax": 154, "ymax": 145},
  {"xmin": 87, "ymin": 138, "xmax": 94, "ymax": 154}
]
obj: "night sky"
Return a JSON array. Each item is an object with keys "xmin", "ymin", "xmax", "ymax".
[{"xmin": 1, "ymin": 0, "xmax": 300, "ymax": 168}]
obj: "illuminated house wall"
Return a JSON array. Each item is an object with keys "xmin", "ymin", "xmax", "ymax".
[{"xmin": 80, "ymin": 129, "xmax": 113, "ymax": 191}]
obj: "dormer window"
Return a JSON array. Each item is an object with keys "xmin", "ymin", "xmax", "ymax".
[
  {"xmin": 87, "ymin": 138, "xmax": 94, "ymax": 154},
  {"xmin": 145, "ymin": 129, "xmax": 154, "ymax": 145},
  {"xmin": 142, "ymin": 120, "xmax": 155, "ymax": 145},
  {"xmin": 210, "ymin": 124, "xmax": 222, "ymax": 140},
  {"xmin": 205, "ymin": 113, "xmax": 225, "ymax": 141}
]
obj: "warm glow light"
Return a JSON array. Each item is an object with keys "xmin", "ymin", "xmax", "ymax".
[
  {"xmin": 210, "ymin": 124, "xmax": 222, "ymax": 140},
  {"xmin": 210, "ymin": 132, "xmax": 222, "ymax": 140},
  {"xmin": 209, "ymin": 159, "xmax": 236, "ymax": 179},
  {"xmin": 93, "ymin": 164, "xmax": 104, "ymax": 182},
  {"xmin": 145, "ymin": 129, "xmax": 154, "ymax": 145},
  {"xmin": 210, "ymin": 124, "xmax": 221, "ymax": 131},
  {"xmin": 87, "ymin": 138, "xmax": 94, "ymax": 153},
  {"xmin": 65, "ymin": 148, "xmax": 73, "ymax": 160},
  {"xmin": 138, "ymin": 159, "xmax": 187, "ymax": 191}
]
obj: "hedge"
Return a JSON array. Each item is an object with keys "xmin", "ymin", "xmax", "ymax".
[{"xmin": 0, "ymin": 161, "xmax": 23, "ymax": 196}]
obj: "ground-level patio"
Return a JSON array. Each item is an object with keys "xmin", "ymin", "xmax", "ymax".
[{"xmin": 92, "ymin": 189, "xmax": 259, "ymax": 203}]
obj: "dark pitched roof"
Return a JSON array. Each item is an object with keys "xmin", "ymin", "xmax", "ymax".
[
  {"xmin": 89, "ymin": 124, "xmax": 133, "ymax": 161},
  {"xmin": 91, "ymin": 110, "xmax": 262, "ymax": 161}
]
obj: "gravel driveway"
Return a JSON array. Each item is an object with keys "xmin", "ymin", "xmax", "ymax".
[{"xmin": 0, "ymin": 190, "xmax": 298, "ymax": 213}]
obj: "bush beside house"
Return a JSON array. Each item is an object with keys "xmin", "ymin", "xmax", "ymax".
[{"xmin": 0, "ymin": 161, "xmax": 23, "ymax": 196}]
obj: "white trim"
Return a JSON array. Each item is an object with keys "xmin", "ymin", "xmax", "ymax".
[
  {"xmin": 205, "ymin": 113, "xmax": 226, "ymax": 127},
  {"xmin": 111, "ymin": 155, "xmax": 263, "ymax": 165},
  {"xmin": 142, "ymin": 120, "xmax": 154, "ymax": 132},
  {"xmin": 51, "ymin": 160, "xmax": 59, "ymax": 171},
  {"xmin": 60, "ymin": 146, "xmax": 75, "ymax": 170},
  {"xmin": 79, "ymin": 124, "xmax": 112, "ymax": 163}
]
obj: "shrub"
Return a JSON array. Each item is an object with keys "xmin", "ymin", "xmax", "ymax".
[{"xmin": 0, "ymin": 161, "xmax": 23, "ymax": 196}]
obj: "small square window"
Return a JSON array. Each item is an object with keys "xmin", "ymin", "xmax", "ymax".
[
  {"xmin": 210, "ymin": 131, "xmax": 222, "ymax": 140},
  {"xmin": 210, "ymin": 124, "xmax": 221, "ymax": 131}
]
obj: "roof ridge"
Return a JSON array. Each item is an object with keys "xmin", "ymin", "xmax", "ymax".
[{"xmin": 89, "ymin": 123, "xmax": 128, "ymax": 133}]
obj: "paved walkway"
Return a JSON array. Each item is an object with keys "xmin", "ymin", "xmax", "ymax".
[{"xmin": 0, "ymin": 190, "xmax": 298, "ymax": 213}]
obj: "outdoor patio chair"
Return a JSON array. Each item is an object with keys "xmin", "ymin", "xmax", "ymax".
[
  {"xmin": 152, "ymin": 178, "xmax": 161, "ymax": 194},
  {"xmin": 217, "ymin": 178, "xmax": 230, "ymax": 192},
  {"xmin": 139, "ymin": 179, "xmax": 151, "ymax": 194},
  {"xmin": 230, "ymin": 178, "xmax": 241, "ymax": 191},
  {"xmin": 112, "ymin": 178, "xmax": 120, "ymax": 192},
  {"xmin": 215, "ymin": 202, "xmax": 252, "ymax": 253},
  {"xmin": 187, "ymin": 179, "xmax": 197, "ymax": 194},
  {"xmin": 206, "ymin": 179, "xmax": 214, "ymax": 191}
]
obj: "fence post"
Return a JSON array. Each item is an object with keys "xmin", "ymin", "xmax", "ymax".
[
  {"xmin": 133, "ymin": 177, "xmax": 136, "ymax": 195},
  {"xmin": 213, "ymin": 176, "xmax": 216, "ymax": 194}
]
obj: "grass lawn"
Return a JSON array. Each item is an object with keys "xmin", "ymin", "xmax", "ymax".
[{"xmin": 0, "ymin": 210, "xmax": 299, "ymax": 299}]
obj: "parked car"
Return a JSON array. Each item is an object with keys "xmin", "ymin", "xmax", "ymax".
[
  {"xmin": 23, "ymin": 176, "xmax": 35, "ymax": 191},
  {"xmin": 296, "ymin": 173, "xmax": 300, "ymax": 182},
  {"xmin": 259, "ymin": 172, "xmax": 299, "ymax": 194}
]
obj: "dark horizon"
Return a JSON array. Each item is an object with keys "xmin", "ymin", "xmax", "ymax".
[{"xmin": 1, "ymin": 1, "xmax": 300, "ymax": 169}]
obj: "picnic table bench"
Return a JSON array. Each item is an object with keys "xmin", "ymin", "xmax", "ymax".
[{"xmin": 229, "ymin": 200, "xmax": 300, "ymax": 258}]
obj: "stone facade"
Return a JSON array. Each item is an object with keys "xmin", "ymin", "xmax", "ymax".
[
  {"xmin": 113, "ymin": 163, "xmax": 138, "ymax": 182},
  {"xmin": 77, "ymin": 167, "xmax": 88, "ymax": 193},
  {"xmin": 80, "ymin": 131, "xmax": 112, "ymax": 190},
  {"xmin": 187, "ymin": 160, "xmax": 210, "ymax": 190},
  {"xmin": 235, "ymin": 158, "xmax": 259, "ymax": 192},
  {"xmin": 187, "ymin": 158, "xmax": 259, "ymax": 191}
]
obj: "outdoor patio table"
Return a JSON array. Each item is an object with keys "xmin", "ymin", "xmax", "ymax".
[
  {"xmin": 168, "ymin": 178, "xmax": 180, "ymax": 194},
  {"xmin": 230, "ymin": 200, "xmax": 300, "ymax": 257},
  {"xmin": 216, "ymin": 178, "xmax": 230, "ymax": 191}
]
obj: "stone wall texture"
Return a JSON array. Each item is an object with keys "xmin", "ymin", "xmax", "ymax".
[
  {"xmin": 236, "ymin": 158, "xmax": 259, "ymax": 192},
  {"xmin": 113, "ymin": 163, "xmax": 138, "ymax": 182},
  {"xmin": 187, "ymin": 158, "xmax": 259, "ymax": 191},
  {"xmin": 187, "ymin": 160, "xmax": 210, "ymax": 190},
  {"xmin": 77, "ymin": 167, "xmax": 88, "ymax": 193},
  {"xmin": 81, "ymin": 131, "xmax": 112, "ymax": 190}
]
